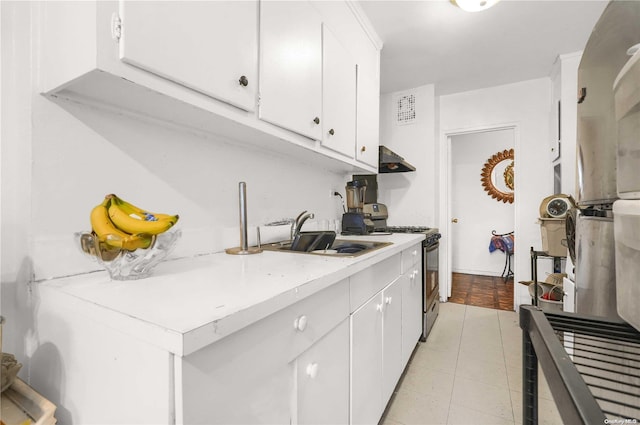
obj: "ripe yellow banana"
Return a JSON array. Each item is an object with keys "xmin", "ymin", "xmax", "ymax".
[
  {"xmin": 90, "ymin": 197, "xmax": 153, "ymax": 251},
  {"xmin": 107, "ymin": 194, "xmax": 179, "ymax": 235}
]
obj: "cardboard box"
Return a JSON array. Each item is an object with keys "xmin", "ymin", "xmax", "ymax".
[{"xmin": 539, "ymin": 218, "xmax": 567, "ymax": 257}]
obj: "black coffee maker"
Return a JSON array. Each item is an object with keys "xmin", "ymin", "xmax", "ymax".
[{"xmin": 341, "ymin": 180, "xmax": 374, "ymax": 235}]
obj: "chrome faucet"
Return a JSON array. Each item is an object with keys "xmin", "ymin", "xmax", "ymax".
[{"xmin": 292, "ymin": 210, "xmax": 314, "ymax": 240}]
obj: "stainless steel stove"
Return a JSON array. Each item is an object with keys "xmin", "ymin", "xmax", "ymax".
[{"xmin": 386, "ymin": 226, "xmax": 441, "ymax": 341}]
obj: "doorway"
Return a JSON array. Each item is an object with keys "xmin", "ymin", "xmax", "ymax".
[{"xmin": 442, "ymin": 126, "xmax": 518, "ymax": 310}]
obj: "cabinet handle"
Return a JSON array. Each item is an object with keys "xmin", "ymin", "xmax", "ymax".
[
  {"xmin": 385, "ymin": 296, "xmax": 393, "ymax": 305},
  {"xmin": 293, "ymin": 315, "xmax": 308, "ymax": 332},
  {"xmin": 376, "ymin": 303, "xmax": 383, "ymax": 312},
  {"xmin": 360, "ymin": 146, "xmax": 366, "ymax": 153},
  {"xmin": 239, "ymin": 75, "xmax": 249, "ymax": 87},
  {"xmin": 328, "ymin": 128, "xmax": 335, "ymax": 136},
  {"xmin": 313, "ymin": 117, "xmax": 320, "ymax": 125},
  {"xmin": 306, "ymin": 363, "xmax": 319, "ymax": 379}
]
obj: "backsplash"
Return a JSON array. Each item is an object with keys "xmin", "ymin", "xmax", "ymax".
[{"xmin": 30, "ymin": 96, "xmax": 349, "ymax": 280}]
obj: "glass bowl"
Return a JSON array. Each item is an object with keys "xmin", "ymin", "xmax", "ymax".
[{"xmin": 76, "ymin": 229, "xmax": 181, "ymax": 280}]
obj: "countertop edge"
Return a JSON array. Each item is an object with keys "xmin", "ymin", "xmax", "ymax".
[{"xmin": 37, "ymin": 234, "xmax": 425, "ymax": 356}]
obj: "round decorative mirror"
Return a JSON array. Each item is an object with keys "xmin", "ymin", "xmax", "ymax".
[{"xmin": 480, "ymin": 149, "xmax": 514, "ymax": 204}]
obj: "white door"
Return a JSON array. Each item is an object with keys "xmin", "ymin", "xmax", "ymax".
[
  {"xmin": 259, "ymin": 1, "xmax": 323, "ymax": 140},
  {"xmin": 322, "ymin": 24, "xmax": 356, "ymax": 158},
  {"xmin": 350, "ymin": 293, "xmax": 383, "ymax": 425},
  {"xmin": 450, "ymin": 129, "xmax": 515, "ymax": 277},
  {"xmin": 119, "ymin": 1, "xmax": 258, "ymax": 112},
  {"xmin": 381, "ymin": 279, "xmax": 403, "ymax": 403},
  {"xmin": 401, "ymin": 265, "xmax": 422, "ymax": 366}
]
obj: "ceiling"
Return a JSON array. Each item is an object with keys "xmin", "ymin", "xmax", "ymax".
[{"xmin": 358, "ymin": 0, "xmax": 609, "ymax": 95}]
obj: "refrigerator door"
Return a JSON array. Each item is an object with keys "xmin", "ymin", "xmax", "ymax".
[
  {"xmin": 577, "ymin": 1, "xmax": 640, "ymax": 206},
  {"xmin": 614, "ymin": 48, "xmax": 640, "ymax": 198},
  {"xmin": 575, "ymin": 213, "xmax": 620, "ymax": 319},
  {"xmin": 613, "ymin": 200, "xmax": 640, "ymax": 332}
]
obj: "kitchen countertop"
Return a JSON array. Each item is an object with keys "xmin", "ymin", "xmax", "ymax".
[{"xmin": 37, "ymin": 233, "xmax": 425, "ymax": 356}]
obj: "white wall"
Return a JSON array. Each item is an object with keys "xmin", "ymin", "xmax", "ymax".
[
  {"xmin": 1, "ymin": 2, "xmax": 349, "ymax": 378},
  {"xmin": 378, "ymin": 84, "xmax": 436, "ymax": 226},
  {"xmin": 439, "ymin": 78, "xmax": 554, "ymax": 308},
  {"xmin": 451, "ymin": 129, "xmax": 515, "ymax": 276}
]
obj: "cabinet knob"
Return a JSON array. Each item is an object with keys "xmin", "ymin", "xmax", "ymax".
[
  {"xmin": 239, "ymin": 75, "xmax": 249, "ymax": 87},
  {"xmin": 293, "ymin": 315, "xmax": 308, "ymax": 332},
  {"xmin": 328, "ymin": 128, "xmax": 335, "ymax": 136},
  {"xmin": 306, "ymin": 363, "xmax": 319, "ymax": 379},
  {"xmin": 376, "ymin": 303, "xmax": 383, "ymax": 312},
  {"xmin": 313, "ymin": 117, "xmax": 320, "ymax": 125},
  {"xmin": 385, "ymin": 296, "xmax": 393, "ymax": 305},
  {"xmin": 360, "ymin": 146, "xmax": 366, "ymax": 153}
]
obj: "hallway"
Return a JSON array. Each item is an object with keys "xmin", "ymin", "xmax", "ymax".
[{"xmin": 449, "ymin": 273, "xmax": 514, "ymax": 311}]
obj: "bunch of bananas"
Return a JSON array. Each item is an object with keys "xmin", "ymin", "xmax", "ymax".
[{"xmin": 90, "ymin": 194, "xmax": 179, "ymax": 252}]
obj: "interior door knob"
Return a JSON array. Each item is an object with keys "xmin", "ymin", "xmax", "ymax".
[{"xmin": 451, "ymin": 218, "xmax": 458, "ymax": 223}]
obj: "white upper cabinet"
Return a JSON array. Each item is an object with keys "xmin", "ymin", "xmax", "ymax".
[
  {"xmin": 259, "ymin": 0, "xmax": 323, "ymax": 140},
  {"xmin": 356, "ymin": 64, "xmax": 381, "ymax": 168},
  {"xmin": 38, "ymin": 0, "xmax": 380, "ymax": 174},
  {"xmin": 118, "ymin": 1, "xmax": 258, "ymax": 112},
  {"xmin": 321, "ymin": 24, "xmax": 357, "ymax": 158}
]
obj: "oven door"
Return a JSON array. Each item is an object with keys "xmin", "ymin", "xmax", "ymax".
[{"xmin": 422, "ymin": 241, "xmax": 439, "ymax": 340}]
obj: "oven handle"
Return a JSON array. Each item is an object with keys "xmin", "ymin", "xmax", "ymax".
[{"xmin": 424, "ymin": 241, "xmax": 439, "ymax": 251}]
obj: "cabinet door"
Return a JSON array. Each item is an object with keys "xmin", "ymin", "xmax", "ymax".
[
  {"xmin": 322, "ymin": 24, "xmax": 356, "ymax": 157},
  {"xmin": 356, "ymin": 67, "xmax": 380, "ymax": 167},
  {"xmin": 382, "ymin": 278, "xmax": 403, "ymax": 403},
  {"xmin": 259, "ymin": 0, "xmax": 323, "ymax": 140},
  {"xmin": 296, "ymin": 319, "xmax": 350, "ymax": 425},
  {"xmin": 401, "ymin": 265, "xmax": 422, "ymax": 367},
  {"xmin": 119, "ymin": 1, "xmax": 258, "ymax": 112},
  {"xmin": 350, "ymin": 293, "xmax": 384, "ymax": 425}
]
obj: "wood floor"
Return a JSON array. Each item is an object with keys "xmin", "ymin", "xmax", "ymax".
[{"xmin": 448, "ymin": 272, "xmax": 514, "ymax": 311}]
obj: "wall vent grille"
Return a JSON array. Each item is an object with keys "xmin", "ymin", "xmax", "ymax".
[{"xmin": 395, "ymin": 93, "xmax": 416, "ymax": 125}]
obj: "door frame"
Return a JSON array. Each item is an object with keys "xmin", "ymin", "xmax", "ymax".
[{"xmin": 438, "ymin": 123, "xmax": 520, "ymax": 311}]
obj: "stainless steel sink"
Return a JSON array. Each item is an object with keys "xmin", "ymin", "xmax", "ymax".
[{"xmin": 260, "ymin": 239, "xmax": 393, "ymax": 257}]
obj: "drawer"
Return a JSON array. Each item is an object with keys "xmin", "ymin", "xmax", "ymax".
[
  {"xmin": 350, "ymin": 253, "xmax": 401, "ymax": 311},
  {"xmin": 401, "ymin": 243, "xmax": 421, "ymax": 274},
  {"xmin": 280, "ymin": 278, "xmax": 350, "ymax": 361},
  {"xmin": 186, "ymin": 278, "xmax": 350, "ymax": 372}
]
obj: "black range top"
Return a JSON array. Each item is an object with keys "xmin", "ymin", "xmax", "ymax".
[{"xmin": 385, "ymin": 226, "xmax": 441, "ymax": 245}]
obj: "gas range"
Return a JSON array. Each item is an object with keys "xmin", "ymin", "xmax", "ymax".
[{"xmin": 385, "ymin": 226, "xmax": 441, "ymax": 246}]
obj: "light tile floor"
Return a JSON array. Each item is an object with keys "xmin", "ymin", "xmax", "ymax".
[{"xmin": 382, "ymin": 302, "xmax": 562, "ymax": 425}]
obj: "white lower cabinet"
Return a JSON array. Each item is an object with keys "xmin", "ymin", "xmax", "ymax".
[
  {"xmin": 30, "ymin": 243, "xmax": 424, "ymax": 424},
  {"xmin": 295, "ymin": 319, "xmax": 350, "ymax": 425},
  {"xmin": 350, "ymin": 291, "xmax": 384, "ymax": 425},
  {"xmin": 401, "ymin": 263, "xmax": 423, "ymax": 366},
  {"xmin": 381, "ymin": 279, "xmax": 403, "ymax": 405},
  {"xmin": 350, "ymin": 278, "xmax": 403, "ymax": 424},
  {"xmin": 180, "ymin": 278, "xmax": 349, "ymax": 423},
  {"xmin": 350, "ymin": 243, "xmax": 423, "ymax": 425}
]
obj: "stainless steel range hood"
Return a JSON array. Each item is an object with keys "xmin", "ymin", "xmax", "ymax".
[{"xmin": 378, "ymin": 146, "xmax": 416, "ymax": 173}]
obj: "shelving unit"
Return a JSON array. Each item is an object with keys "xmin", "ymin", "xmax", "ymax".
[
  {"xmin": 520, "ymin": 306, "xmax": 640, "ymax": 424},
  {"xmin": 529, "ymin": 247, "xmax": 565, "ymax": 307}
]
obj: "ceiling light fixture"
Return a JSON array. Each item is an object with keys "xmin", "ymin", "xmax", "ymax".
[{"xmin": 450, "ymin": 0, "xmax": 500, "ymax": 12}]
